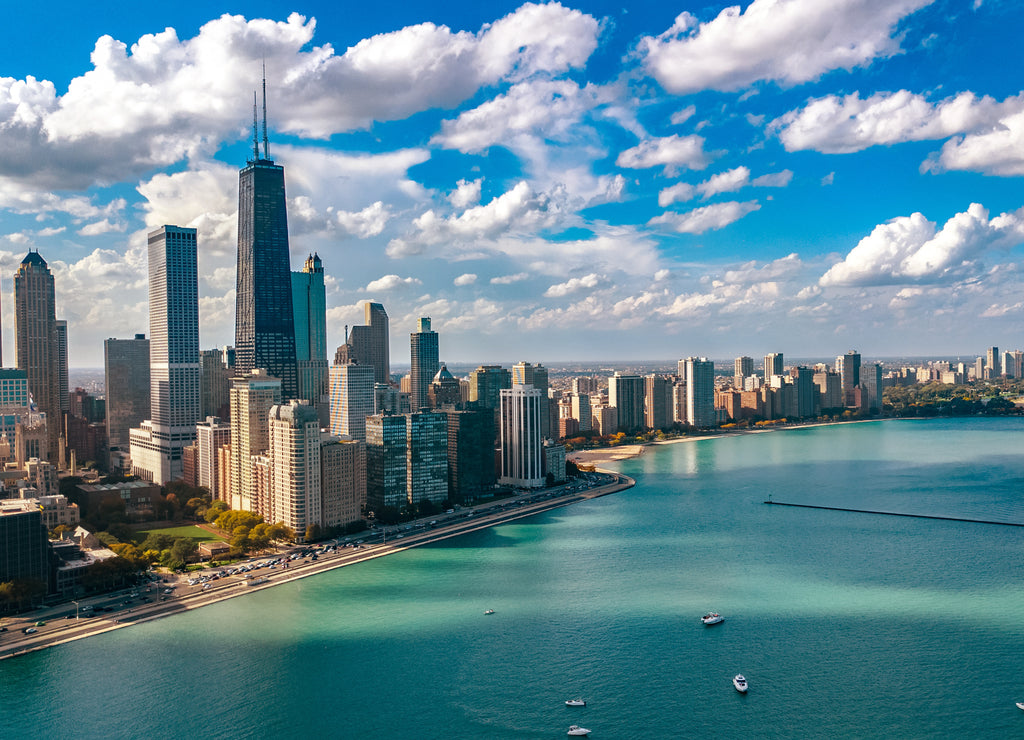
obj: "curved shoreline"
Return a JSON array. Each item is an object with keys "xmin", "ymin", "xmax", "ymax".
[{"xmin": 0, "ymin": 472, "xmax": 635, "ymax": 661}]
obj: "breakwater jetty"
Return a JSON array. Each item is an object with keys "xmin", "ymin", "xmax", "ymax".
[{"xmin": 762, "ymin": 500, "xmax": 1024, "ymax": 527}]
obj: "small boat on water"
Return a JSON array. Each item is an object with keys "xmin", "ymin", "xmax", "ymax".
[
  {"xmin": 565, "ymin": 698, "xmax": 586, "ymax": 707},
  {"xmin": 1017, "ymin": 702, "xmax": 1024, "ymax": 711},
  {"xmin": 484, "ymin": 609, "xmax": 495, "ymax": 615},
  {"xmin": 733, "ymin": 674, "xmax": 748, "ymax": 693},
  {"xmin": 701, "ymin": 612, "xmax": 724, "ymax": 625},
  {"xmin": 567, "ymin": 726, "xmax": 591, "ymax": 737}
]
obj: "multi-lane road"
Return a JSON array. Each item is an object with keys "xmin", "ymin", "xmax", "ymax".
[{"xmin": 0, "ymin": 471, "xmax": 634, "ymax": 660}]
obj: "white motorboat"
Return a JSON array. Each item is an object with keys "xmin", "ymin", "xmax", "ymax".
[
  {"xmin": 701, "ymin": 612, "xmax": 724, "ymax": 625},
  {"xmin": 733, "ymin": 674, "xmax": 748, "ymax": 693},
  {"xmin": 565, "ymin": 698, "xmax": 586, "ymax": 707},
  {"xmin": 1017, "ymin": 702, "xmax": 1024, "ymax": 711},
  {"xmin": 484, "ymin": 609, "xmax": 495, "ymax": 615},
  {"xmin": 567, "ymin": 726, "xmax": 591, "ymax": 737}
]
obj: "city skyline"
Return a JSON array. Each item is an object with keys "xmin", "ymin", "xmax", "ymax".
[{"xmin": 1, "ymin": 1, "xmax": 1023, "ymax": 366}]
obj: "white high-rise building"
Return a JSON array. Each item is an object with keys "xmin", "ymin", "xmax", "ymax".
[
  {"xmin": 499, "ymin": 385, "xmax": 543, "ymax": 488},
  {"xmin": 129, "ymin": 226, "xmax": 200, "ymax": 484},
  {"xmin": 196, "ymin": 416, "xmax": 231, "ymax": 502},
  {"xmin": 269, "ymin": 400, "xmax": 321, "ymax": 540},
  {"xmin": 329, "ymin": 364, "xmax": 375, "ymax": 442},
  {"xmin": 229, "ymin": 369, "xmax": 282, "ymax": 512}
]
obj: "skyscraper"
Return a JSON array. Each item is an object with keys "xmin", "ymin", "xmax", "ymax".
[
  {"xmin": 734, "ymin": 356, "xmax": 753, "ymax": 388},
  {"xmin": 234, "ymin": 80, "xmax": 298, "ymax": 399},
  {"xmin": 608, "ymin": 372, "xmax": 644, "ymax": 432},
  {"xmin": 229, "ymin": 369, "xmax": 282, "ymax": 512},
  {"xmin": 329, "ymin": 363, "xmax": 375, "ymax": 441},
  {"xmin": 268, "ymin": 400, "xmax": 322, "ymax": 539},
  {"xmin": 513, "ymin": 362, "xmax": 550, "ymax": 438},
  {"xmin": 410, "ymin": 318, "xmax": 439, "ymax": 411},
  {"xmin": 406, "ymin": 411, "xmax": 448, "ymax": 505},
  {"xmin": 837, "ymin": 351, "xmax": 861, "ymax": 407},
  {"xmin": 55, "ymin": 319, "xmax": 69, "ymax": 414},
  {"xmin": 366, "ymin": 413, "xmax": 409, "ymax": 512},
  {"xmin": 196, "ymin": 416, "xmax": 231, "ymax": 503},
  {"xmin": 129, "ymin": 226, "xmax": 201, "ymax": 484},
  {"xmin": 335, "ymin": 302, "xmax": 391, "ymax": 386},
  {"xmin": 685, "ymin": 357, "xmax": 716, "ymax": 428},
  {"xmin": 764, "ymin": 352, "xmax": 784, "ymax": 380},
  {"xmin": 200, "ymin": 348, "xmax": 231, "ymax": 419},
  {"xmin": 14, "ymin": 251, "xmax": 60, "ymax": 463},
  {"xmin": 292, "ymin": 254, "xmax": 329, "ymax": 416},
  {"xmin": 499, "ymin": 385, "xmax": 543, "ymax": 488},
  {"xmin": 104, "ymin": 334, "xmax": 151, "ymax": 471},
  {"xmin": 469, "ymin": 365, "xmax": 511, "ymax": 409},
  {"xmin": 986, "ymin": 346, "xmax": 1001, "ymax": 378}
]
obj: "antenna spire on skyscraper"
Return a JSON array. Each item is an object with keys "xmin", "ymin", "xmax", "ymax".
[
  {"xmin": 261, "ymin": 62, "xmax": 270, "ymax": 160},
  {"xmin": 252, "ymin": 91, "xmax": 259, "ymax": 162}
]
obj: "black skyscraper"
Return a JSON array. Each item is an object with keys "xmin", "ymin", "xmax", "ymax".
[{"xmin": 235, "ymin": 79, "xmax": 298, "ymax": 399}]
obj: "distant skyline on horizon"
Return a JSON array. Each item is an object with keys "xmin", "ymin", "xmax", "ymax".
[{"xmin": 2, "ymin": 1, "xmax": 1023, "ymax": 367}]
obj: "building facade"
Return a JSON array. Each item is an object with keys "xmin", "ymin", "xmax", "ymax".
[
  {"xmin": 229, "ymin": 369, "xmax": 282, "ymax": 512},
  {"xmin": 410, "ymin": 318, "xmax": 439, "ymax": 412},
  {"xmin": 234, "ymin": 131, "xmax": 298, "ymax": 400},
  {"xmin": 14, "ymin": 251, "xmax": 61, "ymax": 463},
  {"xmin": 129, "ymin": 226, "xmax": 201, "ymax": 484},
  {"xmin": 499, "ymin": 385, "xmax": 543, "ymax": 488},
  {"xmin": 329, "ymin": 363, "xmax": 376, "ymax": 442}
]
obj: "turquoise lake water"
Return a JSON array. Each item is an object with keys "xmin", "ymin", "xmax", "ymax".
[{"xmin": 3, "ymin": 417, "xmax": 1024, "ymax": 738}]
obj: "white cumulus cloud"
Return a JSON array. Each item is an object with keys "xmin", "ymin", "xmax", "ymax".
[
  {"xmin": 820, "ymin": 202, "xmax": 1024, "ymax": 286},
  {"xmin": 544, "ymin": 273, "xmax": 604, "ymax": 297},
  {"xmin": 649, "ymin": 201, "xmax": 761, "ymax": 234},
  {"xmin": 616, "ymin": 135, "xmax": 711, "ymax": 175},
  {"xmin": 453, "ymin": 273, "xmax": 477, "ymax": 286},
  {"xmin": 639, "ymin": 0, "xmax": 934, "ymax": 95},
  {"xmin": 364, "ymin": 274, "xmax": 422, "ymax": 291}
]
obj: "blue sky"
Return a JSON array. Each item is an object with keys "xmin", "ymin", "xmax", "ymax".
[{"xmin": 1, "ymin": 0, "xmax": 1023, "ymax": 367}]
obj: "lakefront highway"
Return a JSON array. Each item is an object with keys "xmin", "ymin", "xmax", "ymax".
[{"xmin": 0, "ymin": 470, "xmax": 634, "ymax": 660}]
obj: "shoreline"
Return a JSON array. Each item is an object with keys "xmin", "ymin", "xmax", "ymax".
[
  {"xmin": 0, "ymin": 472, "xmax": 635, "ymax": 661},
  {"xmin": 568, "ymin": 417, "xmax": 893, "ymax": 467}
]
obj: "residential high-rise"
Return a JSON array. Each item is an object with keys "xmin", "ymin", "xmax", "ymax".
[
  {"xmin": 645, "ymin": 374, "xmax": 672, "ymax": 430},
  {"xmin": 196, "ymin": 416, "xmax": 231, "ymax": 502},
  {"xmin": 129, "ymin": 226, "xmax": 201, "ymax": 484},
  {"xmin": 837, "ymin": 351, "xmax": 861, "ymax": 407},
  {"xmin": 685, "ymin": 357, "xmax": 716, "ymax": 428},
  {"xmin": 229, "ymin": 369, "xmax": 282, "ymax": 512},
  {"xmin": 14, "ymin": 251, "xmax": 60, "ymax": 462},
  {"xmin": 570, "ymin": 393, "xmax": 591, "ymax": 431},
  {"xmin": 860, "ymin": 362, "xmax": 883, "ymax": 413},
  {"xmin": 292, "ymin": 253, "xmax": 329, "ymax": 418},
  {"xmin": 986, "ymin": 346, "xmax": 1001, "ymax": 378},
  {"xmin": 55, "ymin": 319, "xmax": 69, "ymax": 414},
  {"xmin": 200, "ymin": 349, "xmax": 231, "ymax": 420},
  {"xmin": 734, "ymin": 356, "xmax": 753, "ymax": 388},
  {"xmin": 319, "ymin": 433, "xmax": 366, "ymax": 529},
  {"xmin": 764, "ymin": 352, "xmax": 784, "ymax": 380},
  {"xmin": 410, "ymin": 318, "xmax": 439, "ymax": 411},
  {"xmin": 429, "ymin": 365, "xmax": 462, "ymax": 408},
  {"xmin": 104, "ymin": 334, "xmax": 151, "ymax": 471},
  {"xmin": 608, "ymin": 372, "xmax": 644, "ymax": 432},
  {"xmin": 329, "ymin": 363, "xmax": 375, "ymax": 442},
  {"xmin": 234, "ymin": 81, "xmax": 298, "ymax": 400},
  {"xmin": 268, "ymin": 400, "xmax": 322, "ymax": 539},
  {"xmin": 499, "ymin": 385, "xmax": 543, "ymax": 488},
  {"xmin": 793, "ymin": 367, "xmax": 817, "ymax": 418}
]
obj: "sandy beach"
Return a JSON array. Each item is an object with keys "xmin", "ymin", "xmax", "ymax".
[{"xmin": 568, "ymin": 418, "xmax": 888, "ymax": 467}]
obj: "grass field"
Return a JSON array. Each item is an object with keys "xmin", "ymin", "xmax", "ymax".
[{"xmin": 133, "ymin": 524, "xmax": 226, "ymax": 545}]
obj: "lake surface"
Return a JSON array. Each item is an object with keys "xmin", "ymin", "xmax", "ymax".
[{"xmin": 3, "ymin": 417, "xmax": 1024, "ymax": 738}]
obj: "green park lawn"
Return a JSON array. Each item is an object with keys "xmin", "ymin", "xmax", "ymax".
[{"xmin": 133, "ymin": 524, "xmax": 226, "ymax": 545}]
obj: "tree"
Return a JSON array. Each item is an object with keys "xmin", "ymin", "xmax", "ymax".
[
  {"xmin": 305, "ymin": 523, "xmax": 323, "ymax": 542},
  {"xmin": 167, "ymin": 538, "xmax": 198, "ymax": 570}
]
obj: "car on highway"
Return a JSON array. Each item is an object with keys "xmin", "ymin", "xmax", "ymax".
[{"xmin": 23, "ymin": 627, "xmax": 37, "ymax": 634}]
